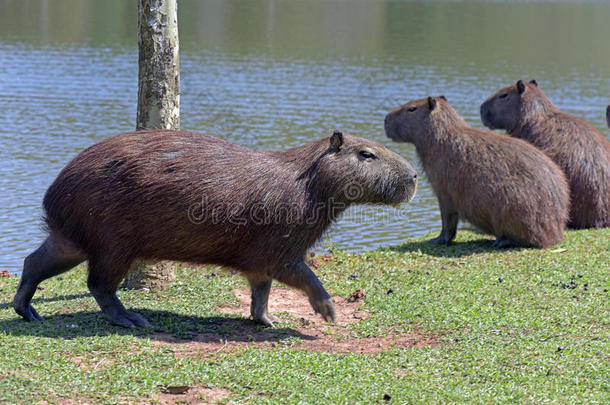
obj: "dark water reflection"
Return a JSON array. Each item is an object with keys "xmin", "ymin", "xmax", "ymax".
[{"xmin": 1, "ymin": 0, "xmax": 609, "ymax": 272}]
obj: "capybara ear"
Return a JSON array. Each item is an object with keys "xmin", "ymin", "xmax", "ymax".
[
  {"xmin": 439, "ymin": 95, "xmax": 447, "ymax": 101},
  {"xmin": 517, "ymin": 80, "xmax": 526, "ymax": 94},
  {"xmin": 427, "ymin": 97, "xmax": 438, "ymax": 111},
  {"xmin": 529, "ymin": 79, "xmax": 538, "ymax": 87},
  {"xmin": 330, "ymin": 130, "xmax": 344, "ymax": 151}
]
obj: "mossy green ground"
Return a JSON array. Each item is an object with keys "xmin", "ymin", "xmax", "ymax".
[{"xmin": 0, "ymin": 229, "xmax": 608, "ymax": 404}]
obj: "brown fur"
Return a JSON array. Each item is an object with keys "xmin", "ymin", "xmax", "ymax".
[
  {"xmin": 385, "ymin": 96, "xmax": 570, "ymax": 248},
  {"xmin": 14, "ymin": 130, "xmax": 417, "ymax": 328},
  {"xmin": 481, "ymin": 80, "xmax": 610, "ymax": 228}
]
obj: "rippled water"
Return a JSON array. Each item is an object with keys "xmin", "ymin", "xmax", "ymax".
[{"xmin": 1, "ymin": 0, "xmax": 609, "ymax": 272}]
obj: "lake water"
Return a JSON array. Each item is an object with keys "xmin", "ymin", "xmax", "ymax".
[{"xmin": 1, "ymin": 0, "xmax": 609, "ymax": 273}]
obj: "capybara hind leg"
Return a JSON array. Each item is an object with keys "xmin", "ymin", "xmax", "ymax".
[
  {"xmin": 274, "ymin": 261, "xmax": 335, "ymax": 323},
  {"xmin": 14, "ymin": 233, "xmax": 86, "ymax": 322},
  {"xmin": 492, "ymin": 237, "xmax": 520, "ymax": 249},
  {"xmin": 87, "ymin": 258, "xmax": 150, "ymax": 328},
  {"xmin": 430, "ymin": 196, "xmax": 458, "ymax": 245},
  {"xmin": 247, "ymin": 276, "xmax": 273, "ymax": 327}
]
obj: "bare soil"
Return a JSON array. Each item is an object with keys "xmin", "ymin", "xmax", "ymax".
[
  {"xmin": 152, "ymin": 386, "xmax": 232, "ymax": 405},
  {"xmin": 151, "ymin": 287, "xmax": 438, "ymax": 355}
]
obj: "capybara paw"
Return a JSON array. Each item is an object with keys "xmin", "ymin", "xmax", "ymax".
[
  {"xmin": 429, "ymin": 235, "xmax": 451, "ymax": 245},
  {"xmin": 125, "ymin": 311, "xmax": 151, "ymax": 328},
  {"xmin": 311, "ymin": 297, "xmax": 335, "ymax": 323},
  {"xmin": 252, "ymin": 313, "xmax": 275, "ymax": 328},
  {"xmin": 108, "ymin": 314, "xmax": 137, "ymax": 329},
  {"xmin": 15, "ymin": 303, "xmax": 42, "ymax": 322}
]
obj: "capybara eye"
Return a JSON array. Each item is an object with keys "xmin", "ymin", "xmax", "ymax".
[
  {"xmin": 359, "ymin": 150, "xmax": 377, "ymax": 159},
  {"xmin": 499, "ymin": 93, "xmax": 508, "ymax": 99},
  {"xmin": 407, "ymin": 107, "xmax": 417, "ymax": 112}
]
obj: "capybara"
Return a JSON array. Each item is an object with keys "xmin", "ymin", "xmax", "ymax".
[
  {"xmin": 385, "ymin": 96, "xmax": 569, "ymax": 248},
  {"xmin": 481, "ymin": 80, "xmax": 610, "ymax": 228},
  {"xmin": 14, "ymin": 130, "xmax": 417, "ymax": 328}
]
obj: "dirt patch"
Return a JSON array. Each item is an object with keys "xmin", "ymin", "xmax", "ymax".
[
  {"xmin": 153, "ymin": 386, "xmax": 232, "ymax": 404},
  {"xmin": 40, "ymin": 395, "xmax": 96, "ymax": 405},
  {"xmin": 42, "ymin": 387, "xmax": 232, "ymax": 405},
  {"xmin": 151, "ymin": 288, "xmax": 438, "ymax": 354},
  {"xmin": 218, "ymin": 287, "xmax": 370, "ymax": 328}
]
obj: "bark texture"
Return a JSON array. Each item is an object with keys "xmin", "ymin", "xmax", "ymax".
[
  {"xmin": 126, "ymin": 0, "xmax": 180, "ymax": 290},
  {"xmin": 136, "ymin": 0, "xmax": 180, "ymax": 131}
]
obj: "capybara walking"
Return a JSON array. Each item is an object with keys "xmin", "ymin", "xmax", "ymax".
[
  {"xmin": 481, "ymin": 80, "xmax": 610, "ymax": 228},
  {"xmin": 14, "ymin": 130, "xmax": 417, "ymax": 328},
  {"xmin": 385, "ymin": 96, "xmax": 569, "ymax": 248}
]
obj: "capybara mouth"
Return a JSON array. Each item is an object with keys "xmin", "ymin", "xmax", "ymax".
[
  {"xmin": 384, "ymin": 116, "xmax": 402, "ymax": 141},
  {"xmin": 385, "ymin": 128, "xmax": 409, "ymax": 143},
  {"xmin": 386, "ymin": 132, "xmax": 406, "ymax": 142},
  {"xmin": 480, "ymin": 108, "xmax": 496, "ymax": 130},
  {"xmin": 403, "ymin": 178, "xmax": 418, "ymax": 204},
  {"xmin": 391, "ymin": 175, "xmax": 418, "ymax": 205}
]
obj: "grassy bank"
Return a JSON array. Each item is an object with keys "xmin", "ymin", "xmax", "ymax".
[{"xmin": 0, "ymin": 229, "xmax": 608, "ymax": 404}]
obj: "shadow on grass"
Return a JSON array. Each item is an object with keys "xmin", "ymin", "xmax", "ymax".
[
  {"xmin": 0, "ymin": 293, "xmax": 91, "ymax": 310},
  {"xmin": 388, "ymin": 237, "xmax": 523, "ymax": 258},
  {"xmin": 0, "ymin": 308, "xmax": 314, "ymax": 344}
]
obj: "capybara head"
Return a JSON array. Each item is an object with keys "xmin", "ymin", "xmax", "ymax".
[
  {"xmin": 384, "ymin": 95, "xmax": 458, "ymax": 144},
  {"xmin": 480, "ymin": 79, "xmax": 547, "ymax": 131},
  {"xmin": 312, "ymin": 131, "xmax": 417, "ymax": 205}
]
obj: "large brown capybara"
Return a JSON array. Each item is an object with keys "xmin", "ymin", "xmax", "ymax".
[
  {"xmin": 14, "ymin": 130, "xmax": 417, "ymax": 328},
  {"xmin": 480, "ymin": 80, "xmax": 610, "ymax": 228},
  {"xmin": 385, "ymin": 96, "xmax": 570, "ymax": 248}
]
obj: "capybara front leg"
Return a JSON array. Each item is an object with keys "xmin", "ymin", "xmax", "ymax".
[
  {"xmin": 14, "ymin": 233, "xmax": 86, "ymax": 322},
  {"xmin": 247, "ymin": 276, "xmax": 274, "ymax": 327},
  {"xmin": 274, "ymin": 261, "xmax": 335, "ymax": 323},
  {"xmin": 87, "ymin": 258, "xmax": 150, "ymax": 329},
  {"xmin": 430, "ymin": 195, "xmax": 458, "ymax": 245}
]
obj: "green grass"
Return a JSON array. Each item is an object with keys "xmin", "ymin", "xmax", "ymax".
[{"xmin": 0, "ymin": 229, "xmax": 608, "ymax": 404}]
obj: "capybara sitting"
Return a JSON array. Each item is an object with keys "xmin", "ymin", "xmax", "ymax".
[
  {"xmin": 481, "ymin": 80, "xmax": 610, "ymax": 228},
  {"xmin": 14, "ymin": 130, "xmax": 417, "ymax": 328},
  {"xmin": 385, "ymin": 96, "xmax": 569, "ymax": 248}
]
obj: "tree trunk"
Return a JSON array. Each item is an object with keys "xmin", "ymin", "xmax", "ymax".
[
  {"xmin": 136, "ymin": 0, "xmax": 180, "ymax": 131},
  {"xmin": 124, "ymin": 0, "xmax": 179, "ymax": 290}
]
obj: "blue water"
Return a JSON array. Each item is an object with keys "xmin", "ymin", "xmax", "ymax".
[{"xmin": 1, "ymin": 0, "xmax": 609, "ymax": 272}]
